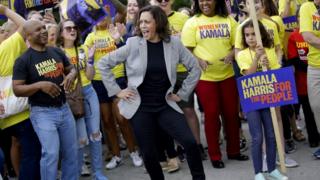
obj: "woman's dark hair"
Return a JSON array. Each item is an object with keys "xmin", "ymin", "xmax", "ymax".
[
  {"xmin": 136, "ymin": 0, "xmax": 150, "ymax": 9},
  {"xmin": 263, "ymin": 0, "xmax": 279, "ymax": 16},
  {"xmin": 135, "ymin": 5, "xmax": 171, "ymax": 42},
  {"xmin": 296, "ymin": 6, "xmax": 301, "ymax": 18},
  {"xmin": 193, "ymin": 0, "xmax": 229, "ymax": 17},
  {"xmin": 57, "ymin": 19, "xmax": 81, "ymax": 47},
  {"xmin": 241, "ymin": 20, "xmax": 274, "ymax": 48}
]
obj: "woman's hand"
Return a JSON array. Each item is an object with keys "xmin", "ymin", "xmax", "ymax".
[
  {"xmin": 116, "ymin": 89, "xmax": 136, "ymax": 102},
  {"xmin": 220, "ymin": 50, "xmax": 234, "ymax": 64},
  {"xmin": 167, "ymin": 93, "xmax": 182, "ymax": 102},
  {"xmin": 116, "ymin": 23, "xmax": 127, "ymax": 37},
  {"xmin": 43, "ymin": 11, "xmax": 57, "ymax": 24},
  {"xmin": 109, "ymin": 23, "xmax": 121, "ymax": 41},
  {"xmin": 87, "ymin": 46, "xmax": 95, "ymax": 66},
  {"xmin": 61, "ymin": 71, "xmax": 76, "ymax": 91},
  {"xmin": 255, "ymin": 44, "xmax": 265, "ymax": 60},
  {"xmin": 198, "ymin": 58, "xmax": 212, "ymax": 71},
  {"xmin": 109, "ymin": 23, "xmax": 126, "ymax": 42},
  {"xmin": 260, "ymin": 54, "xmax": 269, "ymax": 67}
]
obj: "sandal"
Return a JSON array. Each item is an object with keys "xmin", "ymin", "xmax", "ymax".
[{"xmin": 293, "ymin": 129, "xmax": 306, "ymax": 142}]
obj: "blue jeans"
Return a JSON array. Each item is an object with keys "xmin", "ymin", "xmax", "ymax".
[
  {"xmin": 3, "ymin": 119, "xmax": 41, "ymax": 180},
  {"xmin": 246, "ymin": 108, "xmax": 276, "ymax": 174},
  {"xmin": 76, "ymin": 85, "xmax": 106, "ymax": 180},
  {"xmin": 30, "ymin": 103, "xmax": 78, "ymax": 180}
]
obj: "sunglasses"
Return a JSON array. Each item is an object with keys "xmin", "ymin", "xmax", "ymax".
[
  {"xmin": 64, "ymin": 26, "xmax": 77, "ymax": 32},
  {"xmin": 156, "ymin": 0, "xmax": 170, "ymax": 3}
]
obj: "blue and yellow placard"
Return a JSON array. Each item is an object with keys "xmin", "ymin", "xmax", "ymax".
[
  {"xmin": 60, "ymin": 0, "xmax": 109, "ymax": 35},
  {"xmin": 237, "ymin": 67, "xmax": 298, "ymax": 113},
  {"xmin": 283, "ymin": 16, "xmax": 298, "ymax": 31}
]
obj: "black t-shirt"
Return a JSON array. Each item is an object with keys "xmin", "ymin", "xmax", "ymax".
[
  {"xmin": 138, "ymin": 40, "xmax": 171, "ymax": 112},
  {"xmin": 13, "ymin": 47, "xmax": 70, "ymax": 107}
]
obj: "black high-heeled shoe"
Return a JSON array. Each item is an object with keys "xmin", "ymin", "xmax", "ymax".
[{"xmin": 211, "ymin": 160, "xmax": 225, "ymax": 169}]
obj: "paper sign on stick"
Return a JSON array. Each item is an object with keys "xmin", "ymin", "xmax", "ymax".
[{"xmin": 237, "ymin": 67, "xmax": 298, "ymax": 113}]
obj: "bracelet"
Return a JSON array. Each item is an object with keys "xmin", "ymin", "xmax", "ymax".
[{"xmin": 87, "ymin": 58, "xmax": 94, "ymax": 65}]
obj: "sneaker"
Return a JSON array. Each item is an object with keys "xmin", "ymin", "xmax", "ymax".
[
  {"xmin": 130, "ymin": 151, "xmax": 143, "ymax": 167},
  {"xmin": 81, "ymin": 164, "xmax": 90, "ymax": 176},
  {"xmin": 240, "ymin": 138, "xmax": 248, "ymax": 152},
  {"xmin": 160, "ymin": 161, "xmax": 169, "ymax": 170},
  {"xmin": 105, "ymin": 156, "xmax": 122, "ymax": 169},
  {"xmin": 277, "ymin": 156, "xmax": 299, "ymax": 168},
  {"xmin": 285, "ymin": 139, "xmax": 296, "ymax": 154},
  {"xmin": 313, "ymin": 148, "xmax": 320, "ymax": 159},
  {"xmin": 166, "ymin": 158, "xmax": 180, "ymax": 173},
  {"xmin": 293, "ymin": 130, "xmax": 306, "ymax": 142},
  {"xmin": 268, "ymin": 169, "xmax": 288, "ymax": 180},
  {"xmin": 255, "ymin": 173, "xmax": 266, "ymax": 180}
]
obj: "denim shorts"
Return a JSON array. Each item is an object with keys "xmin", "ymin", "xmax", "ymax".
[{"xmin": 92, "ymin": 77, "xmax": 127, "ymax": 103}]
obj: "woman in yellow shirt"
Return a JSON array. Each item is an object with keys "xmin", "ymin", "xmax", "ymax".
[
  {"xmin": 181, "ymin": 0, "xmax": 248, "ymax": 169},
  {"xmin": 300, "ymin": 0, "xmax": 320, "ymax": 159},
  {"xmin": 84, "ymin": 17, "xmax": 142, "ymax": 169},
  {"xmin": 278, "ymin": 0, "xmax": 307, "ymax": 17},
  {"xmin": 58, "ymin": 19, "xmax": 107, "ymax": 179}
]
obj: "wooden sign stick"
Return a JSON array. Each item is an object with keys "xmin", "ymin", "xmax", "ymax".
[{"xmin": 247, "ymin": 0, "xmax": 287, "ymax": 174}]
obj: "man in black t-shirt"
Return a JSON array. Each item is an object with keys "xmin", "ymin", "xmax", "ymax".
[{"xmin": 12, "ymin": 20, "xmax": 78, "ymax": 180}]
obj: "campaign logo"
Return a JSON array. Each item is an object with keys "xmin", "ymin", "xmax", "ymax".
[
  {"xmin": 35, "ymin": 58, "xmax": 64, "ymax": 78},
  {"xmin": 198, "ymin": 23, "xmax": 231, "ymax": 39},
  {"xmin": 312, "ymin": 14, "xmax": 320, "ymax": 31}
]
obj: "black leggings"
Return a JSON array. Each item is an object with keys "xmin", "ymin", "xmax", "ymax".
[
  {"xmin": 130, "ymin": 105, "xmax": 205, "ymax": 180},
  {"xmin": 156, "ymin": 127, "xmax": 177, "ymax": 162},
  {"xmin": 281, "ymin": 105, "xmax": 294, "ymax": 140}
]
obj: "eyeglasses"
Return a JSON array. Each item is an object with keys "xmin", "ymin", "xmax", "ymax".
[
  {"xmin": 64, "ymin": 26, "xmax": 77, "ymax": 32},
  {"xmin": 156, "ymin": 0, "xmax": 170, "ymax": 3}
]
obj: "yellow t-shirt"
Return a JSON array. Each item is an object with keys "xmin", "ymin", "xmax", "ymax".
[
  {"xmin": 168, "ymin": 11, "xmax": 189, "ymax": 72},
  {"xmin": 271, "ymin": 16, "xmax": 286, "ymax": 50},
  {"xmin": 235, "ymin": 18, "xmax": 281, "ymax": 50},
  {"xmin": 300, "ymin": 2, "xmax": 320, "ymax": 68},
  {"xmin": 0, "ymin": 32, "xmax": 29, "ymax": 130},
  {"xmin": 84, "ymin": 30, "xmax": 124, "ymax": 80},
  {"xmin": 279, "ymin": 0, "xmax": 307, "ymax": 17},
  {"xmin": 64, "ymin": 46, "xmax": 91, "ymax": 87},
  {"xmin": 237, "ymin": 48, "xmax": 281, "ymax": 74},
  {"xmin": 181, "ymin": 14, "xmax": 238, "ymax": 81}
]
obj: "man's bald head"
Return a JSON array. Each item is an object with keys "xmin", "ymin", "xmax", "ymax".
[
  {"xmin": 24, "ymin": 20, "xmax": 48, "ymax": 46},
  {"xmin": 23, "ymin": 20, "xmax": 43, "ymax": 34},
  {"xmin": 3, "ymin": 20, "xmax": 17, "ymax": 37}
]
